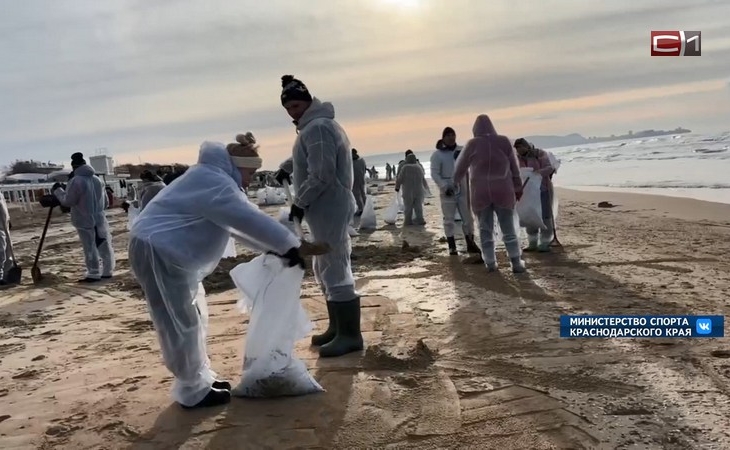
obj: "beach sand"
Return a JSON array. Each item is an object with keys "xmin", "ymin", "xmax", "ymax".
[{"xmin": 1, "ymin": 183, "xmax": 729, "ymax": 449}]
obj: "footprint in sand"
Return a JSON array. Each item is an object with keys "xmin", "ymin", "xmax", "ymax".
[
  {"xmin": 11, "ymin": 369, "xmax": 41, "ymax": 380},
  {"xmin": 121, "ymin": 319, "xmax": 154, "ymax": 332}
]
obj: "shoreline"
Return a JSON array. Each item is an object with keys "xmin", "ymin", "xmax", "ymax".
[
  {"xmin": 555, "ymin": 186, "xmax": 730, "ymax": 223},
  {"xmin": 561, "ymin": 185, "xmax": 730, "ymax": 207}
]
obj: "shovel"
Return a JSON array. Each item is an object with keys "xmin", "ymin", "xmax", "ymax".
[
  {"xmin": 31, "ymin": 206, "xmax": 54, "ymax": 284},
  {"xmin": 281, "ymin": 180, "xmax": 330, "ymax": 256},
  {"xmin": 1, "ymin": 219, "xmax": 21, "ymax": 285}
]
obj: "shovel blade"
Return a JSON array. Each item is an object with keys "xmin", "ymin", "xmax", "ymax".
[{"xmin": 31, "ymin": 265, "xmax": 43, "ymax": 284}]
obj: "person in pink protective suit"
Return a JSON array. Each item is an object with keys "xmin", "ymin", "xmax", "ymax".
[
  {"xmin": 514, "ymin": 138, "xmax": 556, "ymax": 252},
  {"xmin": 453, "ymin": 114, "xmax": 526, "ymax": 273}
]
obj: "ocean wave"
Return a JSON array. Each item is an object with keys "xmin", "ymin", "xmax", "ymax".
[
  {"xmin": 694, "ymin": 148, "xmax": 728, "ymax": 154},
  {"xmin": 586, "ymin": 182, "xmax": 730, "ymax": 190},
  {"xmin": 564, "ymin": 154, "xmax": 729, "ymax": 163}
]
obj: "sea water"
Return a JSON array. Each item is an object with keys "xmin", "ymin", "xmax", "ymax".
[{"xmin": 363, "ymin": 131, "xmax": 730, "ymax": 205}]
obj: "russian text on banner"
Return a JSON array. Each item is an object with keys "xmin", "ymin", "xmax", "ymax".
[{"xmin": 560, "ymin": 315, "xmax": 724, "ymax": 338}]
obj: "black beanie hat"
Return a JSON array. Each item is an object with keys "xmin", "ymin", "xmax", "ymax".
[
  {"xmin": 514, "ymin": 138, "xmax": 530, "ymax": 148},
  {"xmin": 71, "ymin": 152, "xmax": 86, "ymax": 167},
  {"xmin": 405, "ymin": 149, "xmax": 413, "ymax": 156},
  {"xmin": 281, "ymin": 75, "xmax": 313, "ymax": 106},
  {"xmin": 442, "ymin": 127, "xmax": 456, "ymax": 138}
]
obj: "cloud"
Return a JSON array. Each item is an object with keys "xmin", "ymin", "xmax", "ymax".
[{"xmin": 2, "ymin": 0, "xmax": 730, "ymax": 167}]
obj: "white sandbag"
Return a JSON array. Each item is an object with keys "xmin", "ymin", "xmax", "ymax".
[
  {"xmin": 230, "ymin": 254, "xmax": 323, "ymax": 398},
  {"xmin": 348, "ymin": 225, "xmax": 359, "ymax": 237},
  {"xmin": 278, "ymin": 207, "xmax": 298, "ymax": 235},
  {"xmin": 256, "ymin": 187, "xmax": 286, "ymax": 206},
  {"xmin": 425, "ymin": 185, "xmax": 433, "ymax": 198},
  {"xmin": 516, "ymin": 169, "xmax": 546, "ymax": 229},
  {"xmin": 222, "ymin": 237, "xmax": 237, "ymax": 259},
  {"xmin": 127, "ymin": 205, "xmax": 140, "ymax": 231},
  {"xmin": 359, "ymin": 195, "xmax": 377, "ymax": 230},
  {"xmin": 383, "ymin": 194, "xmax": 399, "ymax": 225},
  {"xmin": 397, "ymin": 190, "xmax": 404, "ymax": 212},
  {"xmin": 455, "ymin": 208, "xmax": 462, "ymax": 222}
]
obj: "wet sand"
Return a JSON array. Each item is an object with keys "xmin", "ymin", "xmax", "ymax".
[{"xmin": 1, "ymin": 183, "xmax": 729, "ymax": 449}]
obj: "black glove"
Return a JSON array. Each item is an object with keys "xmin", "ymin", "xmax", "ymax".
[
  {"xmin": 395, "ymin": 187, "xmax": 400, "ymax": 192},
  {"xmin": 39, "ymin": 194, "xmax": 60, "ymax": 208},
  {"xmin": 444, "ymin": 188, "xmax": 454, "ymax": 197},
  {"xmin": 289, "ymin": 204, "xmax": 305, "ymax": 223},
  {"xmin": 280, "ymin": 247, "xmax": 306, "ymax": 270},
  {"xmin": 274, "ymin": 169, "xmax": 291, "ymax": 185}
]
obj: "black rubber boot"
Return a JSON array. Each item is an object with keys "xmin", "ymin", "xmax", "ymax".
[
  {"xmin": 311, "ymin": 301, "xmax": 337, "ymax": 346},
  {"xmin": 319, "ymin": 298, "xmax": 364, "ymax": 358},
  {"xmin": 181, "ymin": 388, "xmax": 231, "ymax": 409},
  {"xmin": 465, "ymin": 234, "xmax": 481, "ymax": 254},
  {"xmin": 447, "ymin": 237, "xmax": 458, "ymax": 255},
  {"xmin": 78, "ymin": 277, "xmax": 101, "ymax": 283},
  {"xmin": 212, "ymin": 380, "xmax": 232, "ymax": 391}
]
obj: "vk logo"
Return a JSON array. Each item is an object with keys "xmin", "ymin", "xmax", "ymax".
[{"xmin": 696, "ymin": 318, "xmax": 712, "ymax": 335}]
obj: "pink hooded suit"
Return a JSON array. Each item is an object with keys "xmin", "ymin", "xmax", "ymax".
[{"xmin": 453, "ymin": 115, "xmax": 522, "ymax": 212}]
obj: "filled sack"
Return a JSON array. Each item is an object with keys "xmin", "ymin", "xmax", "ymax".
[
  {"xmin": 383, "ymin": 194, "xmax": 399, "ymax": 225},
  {"xmin": 359, "ymin": 195, "xmax": 377, "ymax": 230},
  {"xmin": 516, "ymin": 169, "xmax": 546, "ymax": 229},
  {"xmin": 230, "ymin": 254, "xmax": 323, "ymax": 398}
]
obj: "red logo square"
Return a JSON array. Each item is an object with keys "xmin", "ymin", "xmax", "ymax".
[{"xmin": 651, "ymin": 31, "xmax": 681, "ymax": 56}]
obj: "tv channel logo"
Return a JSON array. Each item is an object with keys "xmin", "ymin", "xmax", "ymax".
[
  {"xmin": 696, "ymin": 318, "xmax": 712, "ymax": 335},
  {"xmin": 651, "ymin": 31, "xmax": 701, "ymax": 56}
]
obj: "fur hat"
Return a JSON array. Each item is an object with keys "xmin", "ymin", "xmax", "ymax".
[{"xmin": 226, "ymin": 132, "xmax": 260, "ymax": 156}]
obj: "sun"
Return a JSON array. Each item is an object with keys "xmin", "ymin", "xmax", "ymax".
[{"xmin": 376, "ymin": 0, "xmax": 422, "ymax": 10}]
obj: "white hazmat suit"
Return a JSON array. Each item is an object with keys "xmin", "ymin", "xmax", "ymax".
[
  {"xmin": 0, "ymin": 193, "xmax": 14, "ymax": 283},
  {"xmin": 138, "ymin": 179, "xmax": 166, "ymax": 211},
  {"xmin": 54, "ymin": 164, "xmax": 115, "ymax": 280},
  {"xmin": 128, "ymin": 142, "xmax": 300, "ymax": 407},
  {"xmin": 279, "ymin": 99, "xmax": 357, "ymax": 304},
  {"xmin": 395, "ymin": 154, "xmax": 428, "ymax": 226},
  {"xmin": 279, "ymin": 97, "xmax": 362, "ymax": 359}
]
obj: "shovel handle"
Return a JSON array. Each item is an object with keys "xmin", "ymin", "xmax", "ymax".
[
  {"xmin": 281, "ymin": 180, "xmax": 305, "ymax": 239},
  {"xmin": 33, "ymin": 206, "xmax": 54, "ymax": 266}
]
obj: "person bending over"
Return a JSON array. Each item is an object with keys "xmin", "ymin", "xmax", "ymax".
[{"xmin": 129, "ymin": 134, "xmax": 305, "ymax": 409}]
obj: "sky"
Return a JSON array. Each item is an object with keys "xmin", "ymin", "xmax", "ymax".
[{"xmin": 1, "ymin": 0, "xmax": 729, "ymax": 171}]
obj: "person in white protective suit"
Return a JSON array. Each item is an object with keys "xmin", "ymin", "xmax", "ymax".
[
  {"xmin": 128, "ymin": 134, "xmax": 305, "ymax": 409},
  {"xmin": 395, "ymin": 153, "xmax": 428, "ymax": 226},
  {"xmin": 0, "ymin": 192, "xmax": 15, "ymax": 285},
  {"xmin": 351, "ymin": 148, "xmax": 367, "ymax": 217},
  {"xmin": 137, "ymin": 170, "xmax": 166, "ymax": 211},
  {"xmin": 430, "ymin": 128, "xmax": 481, "ymax": 256},
  {"xmin": 273, "ymin": 74, "xmax": 363, "ymax": 358},
  {"xmin": 514, "ymin": 138, "xmax": 556, "ymax": 252},
  {"xmin": 52, "ymin": 152, "xmax": 116, "ymax": 283}
]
